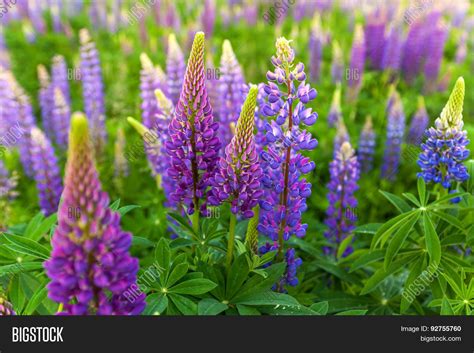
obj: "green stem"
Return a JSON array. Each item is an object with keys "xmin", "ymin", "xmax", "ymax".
[
  {"xmin": 192, "ymin": 211, "xmax": 199, "ymax": 233},
  {"xmin": 226, "ymin": 214, "xmax": 237, "ymax": 270}
]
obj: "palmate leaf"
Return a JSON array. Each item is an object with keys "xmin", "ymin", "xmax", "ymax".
[
  {"xmin": 310, "ymin": 301, "xmax": 329, "ymax": 315},
  {"xmin": 226, "ymin": 254, "xmax": 250, "ymax": 299},
  {"xmin": 169, "ymin": 294, "xmax": 197, "ymax": 315},
  {"xmin": 354, "ymin": 223, "xmax": 383, "ymax": 235},
  {"xmin": 154, "ymin": 238, "xmax": 171, "ymax": 272},
  {"xmin": 379, "ymin": 190, "xmax": 412, "ymax": 213},
  {"xmin": 144, "ymin": 294, "xmax": 168, "ymax": 315},
  {"xmin": 335, "ymin": 309, "xmax": 368, "ymax": 316},
  {"xmin": 168, "ymin": 278, "xmax": 217, "ymax": 295},
  {"xmin": 23, "ymin": 280, "xmax": 49, "ymax": 315},
  {"xmin": 371, "ymin": 210, "xmax": 418, "ymax": 249},
  {"xmin": 28, "ymin": 213, "xmax": 57, "ymax": 241},
  {"xmin": 2, "ymin": 234, "xmax": 51, "ymax": 260},
  {"xmin": 198, "ymin": 298, "xmax": 228, "ymax": 315},
  {"xmin": 417, "ymin": 178, "xmax": 427, "ymax": 206},
  {"xmin": 337, "ymin": 234, "xmax": 354, "ymax": 259},
  {"xmin": 402, "ymin": 193, "xmax": 421, "ymax": 207},
  {"xmin": 349, "ymin": 249, "xmax": 385, "ymax": 272},
  {"xmin": 400, "ymin": 255, "xmax": 426, "ymax": 313},
  {"xmin": 384, "ymin": 212, "xmax": 420, "ymax": 270},
  {"xmin": 236, "ymin": 304, "xmax": 260, "ymax": 315},
  {"xmin": 423, "ymin": 213, "xmax": 441, "ymax": 268},
  {"xmin": 440, "ymin": 297, "xmax": 455, "ymax": 315}
]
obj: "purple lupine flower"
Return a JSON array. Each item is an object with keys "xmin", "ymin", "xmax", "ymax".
[
  {"xmin": 381, "ymin": 92, "xmax": 405, "ymax": 180},
  {"xmin": 334, "ymin": 118, "xmax": 350, "ymax": 155},
  {"xmin": 0, "ymin": 68, "xmax": 16, "ymax": 138},
  {"xmin": 52, "ymin": 55, "xmax": 71, "ymax": 105},
  {"xmin": 381, "ymin": 22, "xmax": 403, "ymax": 72},
  {"xmin": 254, "ymin": 82, "xmax": 267, "ymax": 155},
  {"xmin": 114, "ymin": 127, "xmax": 129, "ymax": 178},
  {"xmin": 407, "ymin": 96, "xmax": 429, "ymax": 145},
  {"xmin": 165, "ymin": 32, "xmax": 221, "ymax": 216},
  {"xmin": 324, "ymin": 141, "xmax": 360, "ymax": 258},
  {"xmin": 166, "ymin": 34, "xmax": 185, "ymax": 106},
  {"xmin": 401, "ymin": 19, "xmax": 425, "ymax": 84},
  {"xmin": 418, "ymin": 77, "xmax": 469, "ymax": 188},
  {"xmin": 258, "ymin": 38, "xmax": 318, "ymax": 289},
  {"xmin": 309, "ymin": 13, "xmax": 323, "ymax": 82},
  {"xmin": 364, "ymin": 9, "xmax": 386, "ymax": 70},
  {"xmin": 209, "ymin": 85, "xmax": 263, "ymax": 218},
  {"xmin": 52, "ymin": 87, "xmax": 71, "ymax": 149},
  {"xmin": 328, "ymin": 85, "xmax": 341, "ymax": 127},
  {"xmin": 455, "ymin": 31, "xmax": 467, "ymax": 64},
  {"xmin": 0, "ymin": 159, "xmax": 18, "ymax": 201},
  {"xmin": 358, "ymin": 116, "xmax": 376, "ymax": 173},
  {"xmin": 0, "ymin": 294, "xmax": 15, "ymax": 315},
  {"xmin": 243, "ymin": 1, "xmax": 258, "ymax": 25},
  {"xmin": 51, "ymin": 2, "xmax": 62, "ymax": 33},
  {"xmin": 201, "ymin": 0, "xmax": 216, "ymax": 38},
  {"xmin": 206, "ymin": 57, "xmax": 220, "ymax": 120},
  {"xmin": 10, "ymin": 77, "xmax": 36, "ymax": 178},
  {"xmin": 164, "ymin": 1, "xmax": 180, "ymax": 31},
  {"xmin": 330, "ymin": 40, "xmax": 344, "ymax": 84},
  {"xmin": 28, "ymin": 1, "xmax": 46, "ymax": 35},
  {"xmin": 30, "ymin": 127, "xmax": 63, "ymax": 216},
  {"xmin": 37, "ymin": 65, "xmax": 54, "ymax": 140},
  {"xmin": 139, "ymin": 53, "xmax": 163, "ymax": 130},
  {"xmin": 79, "ymin": 29, "xmax": 106, "ymax": 155},
  {"xmin": 423, "ymin": 21, "xmax": 448, "ymax": 93},
  {"xmin": 44, "ymin": 112, "xmax": 145, "ymax": 315},
  {"xmin": 347, "ymin": 24, "xmax": 365, "ymax": 102},
  {"xmin": 0, "ymin": 27, "xmax": 10, "ymax": 69},
  {"xmin": 217, "ymin": 39, "xmax": 247, "ymax": 148}
]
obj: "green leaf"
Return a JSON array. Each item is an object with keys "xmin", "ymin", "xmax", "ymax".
[
  {"xmin": 143, "ymin": 293, "xmax": 168, "ymax": 315},
  {"xmin": 423, "ymin": 213, "xmax": 441, "ymax": 267},
  {"xmin": 166, "ymin": 263, "xmax": 189, "ymax": 288},
  {"xmin": 402, "ymin": 193, "xmax": 421, "ymax": 207},
  {"xmin": 23, "ymin": 213, "xmax": 45, "ymax": 238},
  {"xmin": 226, "ymin": 254, "xmax": 250, "ymax": 299},
  {"xmin": 349, "ymin": 250, "xmax": 385, "ymax": 272},
  {"xmin": 431, "ymin": 211, "xmax": 465, "ymax": 232},
  {"xmin": 232, "ymin": 291, "xmax": 300, "ymax": 307},
  {"xmin": 379, "ymin": 190, "xmax": 412, "ymax": 213},
  {"xmin": 259, "ymin": 304, "xmax": 318, "ymax": 315},
  {"xmin": 169, "ymin": 294, "xmax": 197, "ymax": 315},
  {"xmin": 23, "ymin": 281, "xmax": 48, "ymax": 315},
  {"xmin": 440, "ymin": 297, "xmax": 455, "ymax": 315},
  {"xmin": 118, "ymin": 205, "xmax": 141, "ymax": 216},
  {"xmin": 198, "ymin": 298, "xmax": 228, "ymax": 315},
  {"xmin": 9, "ymin": 274, "xmax": 25, "ymax": 313},
  {"xmin": 371, "ymin": 211, "xmax": 416, "ymax": 249},
  {"xmin": 167, "ymin": 212, "xmax": 195, "ymax": 235},
  {"xmin": 384, "ymin": 213, "xmax": 420, "ymax": 270},
  {"xmin": 354, "ymin": 223, "xmax": 383, "ymax": 235},
  {"xmin": 169, "ymin": 279, "xmax": 217, "ymax": 295},
  {"xmin": 335, "ymin": 309, "xmax": 367, "ymax": 316},
  {"xmin": 0, "ymin": 262, "xmax": 43, "ymax": 276},
  {"xmin": 236, "ymin": 304, "xmax": 260, "ymax": 315},
  {"xmin": 429, "ymin": 192, "xmax": 468, "ymax": 207},
  {"xmin": 131, "ymin": 236, "xmax": 155, "ymax": 249},
  {"xmin": 155, "ymin": 238, "xmax": 171, "ymax": 271},
  {"xmin": 310, "ymin": 301, "xmax": 329, "ymax": 315},
  {"xmin": 417, "ymin": 178, "xmax": 427, "ymax": 206},
  {"xmin": 400, "ymin": 256, "xmax": 426, "ymax": 313},
  {"xmin": 28, "ymin": 214, "xmax": 57, "ymax": 241},
  {"xmin": 361, "ymin": 255, "xmax": 417, "ymax": 295},
  {"xmin": 337, "ymin": 234, "xmax": 354, "ymax": 259},
  {"xmin": 311, "ymin": 260, "xmax": 360, "ymax": 284},
  {"xmin": 109, "ymin": 199, "xmax": 121, "ymax": 210},
  {"xmin": 3, "ymin": 234, "xmax": 51, "ymax": 260}
]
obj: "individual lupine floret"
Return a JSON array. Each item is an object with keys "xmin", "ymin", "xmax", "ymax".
[
  {"xmin": 37, "ymin": 64, "xmax": 54, "ymax": 140},
  {"xmin": 165, "ymin": 32, "xmax": 221, "ymax": 225},
  {"xmin": 358, "ymin": 116, "xmax": 376, "ymax": 173},
  {"xmin": 218, "ymin": 39, "xmax": 248, "ymax": 148},
  {"xmin": 30, "ymin": 127, "xmax": 63, "ymax": 216},
  {"xmin": 166, "ymin": 33, "xmax": 185, "ymax": 106},
  {"xmin": 324, "ymin": 141, "xmax": 360, "ymax": 258},
  {"xmin": 364, "ymin": 9, "xmax": 386, "ymax": 70},
  {"xmin": 52, "ymin": 55, "xmax": 71, "ymax": 105},
  {"xmin": 418, "ymin": 77, "xmax": 469, "ymax": 188},
  {"xmin": 52, "ymin": 87, "xmax": 71, "ymax": 149},
  {"xmin": 79, "ymin": 29, "xmax": 106, "ymax": 155},
  {"xmin": 258, "ymin": 38, "xmax": 318, "ymax": 289},
  {"xmin": 381, "ymin": 93, "xmax": 405, "ymax": 180},
  {"xmin": 309, "ymin": 13, "xmax": 323, "ymax": 82},
  {"xmin": 0, "ymin": 293, "xmax": 15, "ymax": 315},
  {"xmin": 407, "ymin": 96, "xmax": 429, "ymax": 145},
  {"xmin": 347, "ymin": 24, "xmax": 365, "ymax": 102},
  {"xmin": 330, "ymin": 40, "xmax": 344, "ymax": 84},
  {"xmin": 44, "ymin": 112, "xmax": 145, "ymax": 315},
  {"xmin": 328, "ymin": 84, "xmax": 341, "ymax": 127}
]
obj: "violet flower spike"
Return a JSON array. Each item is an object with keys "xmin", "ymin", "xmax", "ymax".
[
  {"xmin": 309, "ymin": 13, "xmax": 323, "ymax": 82},
  {"xmin": 358, "ymin": 116, "xmax": 376, "ymax": 173},
  {"xmin": 37, "ymin": 64, "xmax": 54, "ymax": 141},
  {"xmin": 166, "ymin": 33, "xmax": 185, "ymax": 106},
  {"xmin": 44, "ymin": 112, "xmax": 145, "ymax": 315},
  {"xmin": 52, "ymin": 87, "xmax": 71, "ymax": 149},
  {"xmin": 330, "ymin": 40, "xmax": 344, "ymax": 84},
  {"xmin": 328, "ymin": 84, "xmax": 342, "ymax": 127},
  {"xmin": 407, "ymin": 96, "xmax": 429, "ymax": 145},
  {"xmin": 347, "ymin": 24, "xmax": 365, "ymax": 102}
]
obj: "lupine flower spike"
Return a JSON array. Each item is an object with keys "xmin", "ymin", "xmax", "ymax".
[
  {"xmin": 328, "ymin": 84, "xmax": 342, "ymax": 127},
  {"xmin": 30, "ymin": 127, "xmax": 63, "ymax": 216},
  {"xmin": 0, "ymin": 160, "xmax": 18, "ymax": 231},
  {"xmin": 258, "ymin": 38, "xmax": 318, "ymax": 290},
  {"xmin": 218, "ymin": 39, "xmax": 247, "ymax": 148},
  {"xmin": 381, "ymin": 93, "xmax": 405, "ymax": 180},
  {"xmin": 209, "ymin": 85, "xmax": 263, "ymax": 268},
  {"xmin": 358, "ymin": 116, "xmax": 376, "ymax": 173},
  {"xmin": 347, "ymin": 24, "xmax": 365, "ymax": 102},
  {"xmin": 407, "ymin": 96, "xmax": 429, "ymax": 145},
  {"xmin": 44, "ymin": 112, "xmax": 145, "ymax": 315},
  {"xmin": 324, "ymin": 141, "xmax": 360, "ymax": 258},
  {"xmin": 79, "ymin": 29, "xmax": 106, "ymax": 155},
  {"xmin": 330, "ymin": 40, "xmax": 344, "ymax": 84},
  {"xmin": 52, "ymin": 55, "xmax": 71, "ymax": 105},
  {"xmin": 334, "ymin": 118, "xmax": 350, "ymax": 154},
  {"xmin": 52, "ymin": 87, "xmax": 71, "ymax": 149},
  {"xmin": 166, "ymin": 33, "xmax": 185, "ymax": 106},
  {"xmin": 114, "ymin": 127, "xmax": 129, "ymax": 179},
  {"xmin": 418, "ymin": 77, "xmax": 469, "ymax": 188},
  {"xmin": 139, "ymin": 53, "xmax": 162, "ymax": 130},
  {"xmin": 165, "ymin": 32, "xmax": 221, "ymax": 229},
  {"xmin": 37, "ymin": 65, "xmax": 54, "ymax": 139},
  {"xmin": 309, "ymin": 13, "xmax": 323, "ymax": 82}
]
